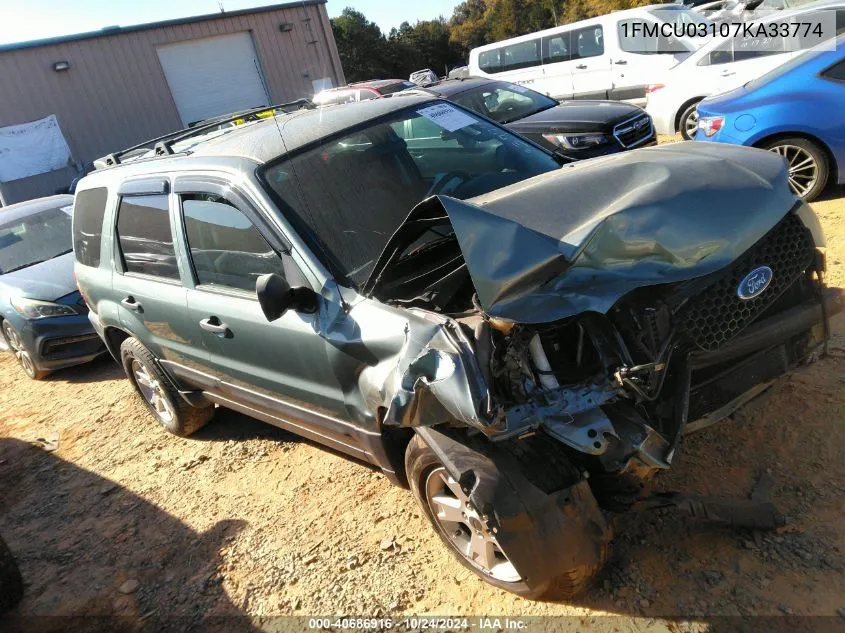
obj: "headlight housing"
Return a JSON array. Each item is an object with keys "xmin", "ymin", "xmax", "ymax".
[
  {"xmin": 543, "ymin": 132, "xmax": 611, "ymax": 150},
  {"xmin": 698, "ymin": 116, "xmax": 724, "ymax": 138},
  {"xmin": 10, "ymin": 297, "xmax": 78, "ymax": 320}
]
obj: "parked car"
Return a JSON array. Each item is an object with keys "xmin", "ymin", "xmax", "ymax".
[
  {"xmin": 468, "ymin": 5, "xmax": 710, "ymax": 104},
  {"xmin": 412, "ymin": 77, "xmax": 655, "ymax": 160},
  {"xmin": 312, "ymin": 79, "xmax": 416, "ymax": 106},
  {"xmin": 647, "ymin": 0, "xmax": 845, "ymax": 138},
  {"xmin": 695, "ymin": 35, "xmax": 845, "ymax": 200},
  {"xmin": 74, "ymin": 96, "xmax": 842, "ymax": 598},
  {"xmin": 0, "ymin": 195, "xmax": 105, "ymax": 379}
]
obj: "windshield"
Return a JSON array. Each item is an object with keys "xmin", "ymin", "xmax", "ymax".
[
  {"xmin": 450, "ymin": 81, "xmax": 557, "ymax": 124},
  {"xmin": 261, "ymin": 102, "xmax": 560, "ymax": 286},
  {"xmin": 0, "ymin": 205, "xmax": 73, "ymax": 275}
]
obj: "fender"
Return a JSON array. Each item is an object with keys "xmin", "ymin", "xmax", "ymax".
[{"xmin": 414, "ymin": 426, "xmax": 611, "ymax": 589}]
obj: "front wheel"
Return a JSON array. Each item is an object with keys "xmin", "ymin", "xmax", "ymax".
[
  {"xmin": 678, "ymin": 101, "xmax": 701, "ymax": 140},
  {"xmin": 405, "ymin": 435, "xmax": 606, "ymax": 599},
  {"xmin": 2, "ymin": 320, "xmax": 48, "ymax": 380},
  {"xmin": 761, "ymin": 137, "xmax": 829, "ymax": 201}
]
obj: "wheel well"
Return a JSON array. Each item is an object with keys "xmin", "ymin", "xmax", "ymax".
[
  {"xmin": 103, "ymin": 327, "xmax": 130, "ymax": 362},
  {"xmin": 673, "ymin": 96, "xmax": 705, "ymax": 133},
  {"xmin": 752, "ymin": 132, "xmax": 838, "ymax": 181}
]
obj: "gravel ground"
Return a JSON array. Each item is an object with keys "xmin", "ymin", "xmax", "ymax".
[{"xmin": 1, "ymin": 148, "xmax": 844, "ymax": 629}]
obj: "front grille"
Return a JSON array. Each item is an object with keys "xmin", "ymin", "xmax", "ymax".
[
  {"xmin": 680, "ymin": 212, "xmax": 816, "ymax": 351},
  {"xmin": 613, "ymin": 113, "xmax": 653, "ymax": 149}
]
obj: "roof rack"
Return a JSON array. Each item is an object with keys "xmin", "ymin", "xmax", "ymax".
[{"xmin": 96, "ymin": 98, "xmax": 313, "ymax": 168}]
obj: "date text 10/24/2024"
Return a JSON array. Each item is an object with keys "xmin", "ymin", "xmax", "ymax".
[{"xmin": 308, "ymin": 617, "xmax": 529, "ymax": 630}]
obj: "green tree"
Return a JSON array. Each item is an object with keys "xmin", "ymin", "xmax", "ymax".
[{"xmin": 331, "ymin": 8, "xmax": 392, "ymax": 82}]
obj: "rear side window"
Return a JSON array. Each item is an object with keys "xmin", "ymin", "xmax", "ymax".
[
  {"xmin": 573, "ymin": 26, "xmax": 604, "ymax": 59},
  {"xmin": 73, "ymin": 187, "xmax": 108, "ymax": 267},
  {"xmin": 181, "ymin": 194, "xmax": 286, "ymax": 292},
  {"xmin": 543, "ymin": 33, "xmax": 571, "ymax": 63},
  {"xmin": 502, "ymin": 40, "xmax": 541, "ymax": 72},
  {"xmin": 116, "ymin": 194, "xmax": 180, "ymax": 280}
]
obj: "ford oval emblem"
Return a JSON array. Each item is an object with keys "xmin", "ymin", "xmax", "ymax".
[{"xmin": 737, "ymin": 266, "xmax": 773, "ymax": 300}]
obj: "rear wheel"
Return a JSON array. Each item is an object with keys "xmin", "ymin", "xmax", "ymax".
[
  {"xmin": 678, "ymin": 101, "xmax": 701, "ymax": 140},
  {"xmin": 120, "ymin": 337, "xmax": 213, "ymax": 437},
  {"xmin": 2, "ymin": 320, "xmax": 48, "ymax": 380},
  {"xmin": 761, "ymin": 137, "xmax": 828, "ymax": 201},
  {"xmin": 405, "ymin": 435, "xmax": 605, "ymax": 599}
]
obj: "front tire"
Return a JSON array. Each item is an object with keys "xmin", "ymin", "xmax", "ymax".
[
  {"xmin": 761, "ymin": 137, "xmax": 829, "ymax": 201},
  {"xmin": 1, "ymin": 320, "xmax": 48, "ymax": 380},
  {"xmin": 120, "ymin": 337, "xmax": 213, "ymax": 437},
  {"xmin": 678, "ymin": 101, "xmax": 701, "ymax": 140},
  {"xmin": 405, "ymin": 435, "xmax": 606, "ymax": 599}
]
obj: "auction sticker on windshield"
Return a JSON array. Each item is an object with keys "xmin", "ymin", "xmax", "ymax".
[{"xmin": 417, "ymin": 103, "xmax": 476, "ymax": 132}]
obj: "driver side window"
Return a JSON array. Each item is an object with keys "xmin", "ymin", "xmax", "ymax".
[{"xmin": 180, "ymin": 193, "xmax": 287, "ymax": 293}]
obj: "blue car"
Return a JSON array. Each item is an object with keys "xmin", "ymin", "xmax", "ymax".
[
  {"xmin": 0, "ymin": 195, "xmax": 105, "ymax": 379},
  {"xmin": 695, "ymin": 35, "xmax": 845, "ymax": 201}
]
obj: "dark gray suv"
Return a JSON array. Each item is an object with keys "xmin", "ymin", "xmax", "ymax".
[{"xmin": 73, "ymin": 95, "xmax": 843, "ymax": 598}]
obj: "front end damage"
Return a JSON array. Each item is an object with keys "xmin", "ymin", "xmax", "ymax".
[{"xmin": 360, "ymin": 143, "xmax": 843, "ymax": 590}]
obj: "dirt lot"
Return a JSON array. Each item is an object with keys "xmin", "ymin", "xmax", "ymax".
[{"xmin": 2, "ymin": 164, "xmax": 845, "ymax": 629}]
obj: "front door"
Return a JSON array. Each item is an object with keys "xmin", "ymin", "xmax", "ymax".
[{"xmin": 172, "ymin": 181, "xmax": 367, "ymax": 456}]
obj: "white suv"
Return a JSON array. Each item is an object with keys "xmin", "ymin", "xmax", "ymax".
[{"xmin": 647, "ymin": 0, "xmax": 845, "ymax": 138}]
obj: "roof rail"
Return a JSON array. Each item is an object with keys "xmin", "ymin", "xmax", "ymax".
[{"xmin": 95, "ymin": 99, "xmax": 313, "ymax": 168}]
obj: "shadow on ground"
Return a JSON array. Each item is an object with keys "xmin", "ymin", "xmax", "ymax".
[{"xmin": 0, "ymin": 437, "xmax": 258, "ymax": 632}]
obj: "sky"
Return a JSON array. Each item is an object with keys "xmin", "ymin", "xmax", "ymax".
[{"xmin": 0, "ymin": 0, "xmax": 461, "ymax": 46}]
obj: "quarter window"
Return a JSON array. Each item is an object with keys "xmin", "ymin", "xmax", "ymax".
[
  {"xmin": 181, "ymin": 194, "xmax": 286, "ymax": 292},
  {"xmin": 822, "ymin": 59, "xmax": 845, "ymax": 81},
  {"xmin": 73, "ymin": 187, "xmax": 108, "ymax": 268},
  {"xmin": 116, "ymin": 194, "xmax": 180, "ymax": 280},
  {"xmin": 478, "ymin": 48, "xmax": 502, "ymax": 74}
]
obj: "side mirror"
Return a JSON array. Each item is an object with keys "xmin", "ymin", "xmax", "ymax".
[{"xmin": 256, "ymin": 273, "xmax": 319, "ymax": 322}]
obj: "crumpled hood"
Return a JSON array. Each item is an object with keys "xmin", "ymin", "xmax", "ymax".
[
  {"xmin": 383, "ymin": 142, "xmax": 799, "ymax": 324},
  {"xmin": 0, "ymin": 252, "xmax": 77, "ymax": 302}
]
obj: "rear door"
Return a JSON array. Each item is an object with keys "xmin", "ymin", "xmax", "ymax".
[{"xmin": 111, "ymin": 180, "xmax": 214, "ymax": 388}]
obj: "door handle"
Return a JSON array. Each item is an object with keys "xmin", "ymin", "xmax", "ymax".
[
  {"xmin": 576, "ymin": 64, "xmax": 588, "ymax": 69},
  {"xmin": 720, "ymin": 70, "xmax": 736, "ymax": 76},
  {"xmin": 121, "ymin": 296, "xmax": 143, "ymax": 312},
  {"xmin": 199, "ymin": 317, "xmax": 231, "ymax": 338},
  {"xmin": 614, "ymin": 60, "xmax": 628, "ymax": 65}
]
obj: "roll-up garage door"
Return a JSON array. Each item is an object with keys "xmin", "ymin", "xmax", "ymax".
[{"xmin": 157, "ymin": 32, "xmax": 270, "ymax": 126}]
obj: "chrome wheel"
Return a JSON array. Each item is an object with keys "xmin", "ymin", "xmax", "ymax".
[
  {"xmin": 682, "ymin": 109, "xmax": 699, "ymax": 140},
  {"xmin": 131, "ymin": 359, "xmax": 175, "ymax": 424},
  {"xmin": 2, "ymin": 321, "xmax": 36, "ymax": 378},
  {"xmin": 424, "ymin": 467, "xmax": 521, "ymax": 583},
  {"xmin": 769, "ymin": 144, "xmax": 818, "ymax": 198}
]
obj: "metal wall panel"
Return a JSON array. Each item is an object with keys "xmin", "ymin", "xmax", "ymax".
[{"xmin": 0, "ymin": 1, "xmax": 345, "ymax": 205}]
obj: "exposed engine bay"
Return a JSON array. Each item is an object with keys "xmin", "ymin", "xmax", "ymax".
[{"xmin": 364, "ymin": 165, "xmax": 842, "ymax": 509}]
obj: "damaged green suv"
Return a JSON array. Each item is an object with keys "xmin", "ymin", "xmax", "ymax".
[{"xmin": 73, "ymin": 96, "xmax": 843, "ymax": 598}]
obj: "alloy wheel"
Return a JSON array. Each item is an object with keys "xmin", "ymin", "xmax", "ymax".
[
  {"xmin": 424, "ymin": 466, "xmax": 521, "ymax": 583},
  {"xmin": 683, "ymin": 109, "xmax": 699, "ymax": 140},
  {"xmin": 2, "ymin": 321, "xmax": 36, "ymax": 378},
  {"xmin": 769, "ymin": 144, "xmax": 818, "ymax": 198},
  {"xmin": 131, "ymin": 360, "xmax": 175, "ymax": 424}
]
